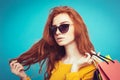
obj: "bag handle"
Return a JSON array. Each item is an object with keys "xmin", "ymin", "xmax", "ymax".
[{"xmin": 92, "ymin": 53, "xmax": 114, "ymax": 64}]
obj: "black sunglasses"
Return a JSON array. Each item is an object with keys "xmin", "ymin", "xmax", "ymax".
[{"xmin": 50, "ymin": 24, "xmax": 70, "ymax": 35}]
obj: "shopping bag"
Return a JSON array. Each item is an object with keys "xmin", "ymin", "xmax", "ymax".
[
  {"xmin": 98, "ymin": 60, "xmax": 120, "ymax": 80},
  {"xmin": 92, "ymin": 54, "xmax": 120, "ymax": 80}
]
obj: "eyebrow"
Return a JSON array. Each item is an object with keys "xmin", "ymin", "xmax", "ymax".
[
  {"xmin": 60, "ymin": 21, "xmax": 69, "ymax": 24},
  {"xmin": 53, "ymin": 21, "xmax": 69, "ymax": 26}
]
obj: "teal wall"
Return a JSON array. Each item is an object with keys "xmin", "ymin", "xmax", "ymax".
[{"xmin": 0, "ymin": 0, "xmax": 120, "ymax": 80}]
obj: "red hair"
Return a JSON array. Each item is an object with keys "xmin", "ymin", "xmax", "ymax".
[{"xmin": 10, "ymin": 6, "xmax": 94, "ymax": 80}]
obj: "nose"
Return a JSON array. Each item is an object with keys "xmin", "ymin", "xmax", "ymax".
[{"xmin": 55, "ymin": 28, "xmax": 61, "ymax": 35}]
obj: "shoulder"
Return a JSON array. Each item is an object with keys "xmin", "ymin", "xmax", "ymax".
[{"xmin": 79, "ymin": 63, "xmax": 96, "ymax": 74}]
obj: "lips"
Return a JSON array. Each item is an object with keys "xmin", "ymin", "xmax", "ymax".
[
  {"xmin": 57, "ymin": 37, "xmax": 63, "ymax": 39},
  {"xmin": 56, "ymin": 37, "xmax": 64, "ymax": 42}
]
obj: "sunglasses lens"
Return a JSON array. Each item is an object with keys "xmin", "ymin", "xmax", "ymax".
[
  {"xmin": 59, "ymin": 24, "xmax": 69, "ymax": 33},
  {"xmin": 50, "ymin": 24, "xmax": 69, "ymax": 35},
  {"xmin": 50, "ymin": 26, "xmax": 57, "ymax": 35}
]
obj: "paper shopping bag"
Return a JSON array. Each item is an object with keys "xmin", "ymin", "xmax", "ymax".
[{"xmin": 97, "ymin": 60, "xmax": 120, "ymax": 80}]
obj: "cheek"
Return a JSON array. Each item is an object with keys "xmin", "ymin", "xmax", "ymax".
[
  {"xmin": 66, "ymin": 29, "xmax": 75, "ymax": 41},
  {"xmin": 69, "ymin": 33, "xmax": 75, "ymax": 41}
]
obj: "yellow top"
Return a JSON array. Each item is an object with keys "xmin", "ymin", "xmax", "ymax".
[
  {"xmin": 50, "ymin": 61, "xmax": 96, "ymax": 80},
  {"xmin": 27, "ymin": 61, "xmax": 96, "ymax": 80}
]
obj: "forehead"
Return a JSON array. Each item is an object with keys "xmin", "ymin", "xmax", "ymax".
[{"xmin": 52, "ymin": 13, "xmax": 73, "ymax": 25}]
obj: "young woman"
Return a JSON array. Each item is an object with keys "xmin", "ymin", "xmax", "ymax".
[{"xmin": 9, "ymin": 6, "xmax": 97, "ymax": 80}]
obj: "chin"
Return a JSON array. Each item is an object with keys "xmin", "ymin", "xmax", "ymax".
[{"xmin": 57, "ymin": 42, "xmax": 66, "ymax": 46}]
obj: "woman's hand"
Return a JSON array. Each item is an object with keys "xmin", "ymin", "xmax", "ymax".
[
  {"xmin": 71, "ymin": 53, "xmax": 93, "ymax": 72},
  {"xmin": 91, "ymin": 50, "xmax": 102, "ymax": 64},
  {"xmin": 9, "ymin": 60, "xmax": 28, "ymax": 80}
]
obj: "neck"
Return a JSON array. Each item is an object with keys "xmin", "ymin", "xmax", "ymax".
[{"xmin": 63, "ymin": 41, "xmax": 83, "ymax": 62}]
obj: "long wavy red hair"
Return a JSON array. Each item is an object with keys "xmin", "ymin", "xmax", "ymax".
[{"xmin": 10, "ymin": 6, "xmax": 94, "ymax": 80}]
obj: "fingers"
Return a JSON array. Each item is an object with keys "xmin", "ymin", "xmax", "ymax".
[
  {"xmin": 85, "ymin": 52, "xmax": 96, "ymax": 64},
  {"xmin": 10, "ymin": 60, "xmax": 17, "ymax": 68},
  {"xmin": 85, "ymin": 53, "xmax": 91, "ymax": 60},
  {"xmin": 10, "ymin": 60, "xmax": 24, "ymax": 74},
  {"xmin": 84, "ymin": 53, "xmax": 93, "ymax": 64},
  {"xmin": 9, "ymin": 60, "xmax": 28, "ymax": 79},
  {"xmin": 91, "ymin": 50, "xmax": 96, "ymax": 54},
  {"xmin": 14, "ymin": 63, "xmax": 24, "ymax": 71},
  {"xmin": 91, "ymin": 50, "xmax": 102, "ymax": 63},
  {"xmin": 91, "ymin": 50, "xmax": 100, "ymax": 56}
]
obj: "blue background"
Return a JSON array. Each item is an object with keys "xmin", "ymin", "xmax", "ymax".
[{"xmin": 0, "ymin": 0, "xmax": 120, "ymax": 80}]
